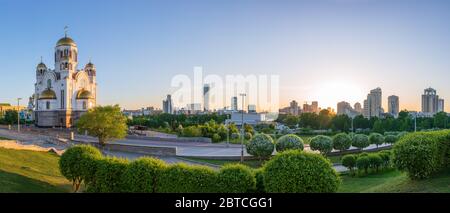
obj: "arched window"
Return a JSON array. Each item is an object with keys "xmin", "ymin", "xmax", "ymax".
[
  {"xmin": 46, "ymin": 101, "xmax": 50, "ymax": 110},
  {"xmin": 82, "ymin": 101, "xmax": 87, "ymax": 110},
  {"xmin": 47, "ymin": 79, "xmax": 51, "ymax": 88}
]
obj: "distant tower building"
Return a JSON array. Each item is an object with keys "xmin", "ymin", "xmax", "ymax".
[
  {"xmin": 438, "ymin": 99, "xmax": 445, "ymax": 112},
  {"xmin": 231, "ymin": 96, "xmax": 238, "ymax": 111},
  {"xmin": 289, "ymin": 100, "xmax": 299, "ymax": 115},
  {"xmin": 354, "ymin": 102, "xmax": 362, "ymax": 113},
  {"xmin": 363, "ymin": 87, "xmax": 382, "ymax": 118},
  {"xmin": 388, "ymin": 95, "xmax": 399, "ymax": 117},
  {"xmin": 421, "ymin": 87, "xmax": 439, "ymax": 114},
  {"xmin": 203, "ymin": 84, "xmax": 210, "ymax": 111},
  {"xmin": 162, "ymin": 95, "xmax": 173, "ymax": 114},
  {"xmin": 311, "ymin": 101, "xmax": 319, "ymax": 113}
]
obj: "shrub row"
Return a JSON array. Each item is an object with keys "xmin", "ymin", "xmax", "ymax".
[
  {"xmin": 341, "ymin": 150, "xmax": 392, "ymax": 175},
  {"xmin": 245, "ymin": 133, "xmax": 305, "ymax": 160},
  {"xmin": 393, "ymin": 130, "xmax": 450, "ymax": 180},
  {"xmin": 60, "ymin": 145, "xmax": 340, "ymax": 193}
]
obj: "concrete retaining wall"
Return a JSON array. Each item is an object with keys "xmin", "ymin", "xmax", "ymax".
[
  {"xmin": 73, "ymin": 140, "xmax": 177, "ymax": 156},
  {"xmin": 126, "ymin": 135, "xmax": 212, "ymax": 143}
]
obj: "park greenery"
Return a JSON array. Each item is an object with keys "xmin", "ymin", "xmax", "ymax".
[
  {"xmin": 59, "ymin": 144, "xmax": 340, "ymax": 193},
  {"xmin": 76, "ymin": 105, "xmax": 128, "ymax": 147},
  {"xmin": 276, "ymin": 109, "xmax": 450, "ymax": 133}
]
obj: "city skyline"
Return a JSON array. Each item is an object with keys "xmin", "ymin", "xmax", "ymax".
[{"xmin": 1, "ymin": 0, "xmax": 450, "ymax": 112}]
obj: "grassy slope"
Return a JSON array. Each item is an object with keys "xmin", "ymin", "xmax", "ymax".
[
  {"xmin": 339, "ymin": 168, "xmax": 450, "ymax": 193},
  {"xmin": 0, "ymin": 147, "xmax": 71, "ymax": 192}
]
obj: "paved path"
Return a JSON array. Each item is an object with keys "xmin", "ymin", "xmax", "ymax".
[{"xmin": 0, "ymin": 127, "xmax": 389, "ymax": 172}]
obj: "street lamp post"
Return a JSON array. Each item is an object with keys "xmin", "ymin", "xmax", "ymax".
[
  {"xmin": 239, "ymin": 93, "xmax": 246, "ymax": 163},
  {"xmin": 226, "ymin": 123, "xmax": 229, "ymax": 148},
  {"xmin": 17, "ymin": 98, "xmax": 22, "ymax": 132},
  {"xmin": 414, "ymin": 113, "xmax": 417, "ymax": 132}
]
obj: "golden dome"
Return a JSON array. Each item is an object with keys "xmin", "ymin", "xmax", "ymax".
[
  {"xmin": 37, "ymin": 62, "xmax": 47, "ymax": 70},
  {"xmin": 56, "ymin": 36, "xmax": 77, "ymax": 47},
  {"xmin": 39, "ymin": 89, "xmax": 57, "ymax": 100},
  {"xmin": 76, "ymin": 89, "xmax": 92, "ymax": 99}
]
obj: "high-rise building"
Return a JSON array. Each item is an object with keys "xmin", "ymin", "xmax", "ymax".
[
  {"xmin": 289, "ymin": 100, "xmax": 299, "ymax": 115},
  {"xmin": 388, "ymin": 95, "xmax": 399, "ymax": 117},
  {"xmin": 421, "ymin": 87, "xmax": 439, "ymax": 114},
  {"xmin": 231, "ymin": 96, "xmax": 238, "ymax": 111},
  {"xmin": 303, "ymin": 101, "xmax": 319, "ymax": 113},
  {"xmin": 162, "ymin": 95, "xmax": 173, "ymax": 114},
  {"xmin": 337, "ymin": 101, "xmax": 360, "ymax": 117},
  {"xmin": 438, "ymin": 99, "xmax": 445, "ymax": 112},
  {"xmin": 203, "ymin": 84, "xmax": 210, "ymax": 111},
  {"xmin": 363, "ymin": 87, "xmax": 382, "ymax": 118},
  {"xmin": 311, "ymin": 101, "xmax": 319, "ymax": 113},
  {"xmin": 354, "ymin": 102, "xmax": 362, "ymax": 114}
]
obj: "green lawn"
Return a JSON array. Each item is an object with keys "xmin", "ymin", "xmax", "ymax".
[
  {"xmin": 0, "ymin": 147, "xmax": 71, "ymax": 192},
  {"xmin": 339, "ymin": 168, "xmax": 450, "ymax": 193},
  {"xmin": 183, "ymin": 157, "xmax": 264, "ymax": 168}
]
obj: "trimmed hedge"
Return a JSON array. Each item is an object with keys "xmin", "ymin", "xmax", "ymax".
[
  {"xmin": 352, "ymin": 134, "xmax": 370, "ymax": 150},
  {"xmin": 275, "ymin": 134, "xmax": 304, "ymax": 152},
  {"xmin": 263, "ymin": 150, "xmax": 341, "ymax": 193},
  {"xmin": 253, "ymin": 168, "xmax": 265, "ymax": 193},
  {"xmin": 309, "ymin": 135, "xmax": 333, "ymax": 155},
  {"xmin": 59, "ymin": 145, "xmax": 102, "ymax": 192},
  {"xmin": 157, "ymin": 163, "xmax": 217, "ymax": 193},
  {"xmin": 393, "ymin": 131, "xmax": 450, "ymax": 180},
  {"xmin": 89, "ymin": 157, "xmax": 129, "ymax": 192},
  {"xmin": 246, "ymin": 134, "xmax": 275, "ymax": 160},
  {"xmin": 122, "ymin": 157, "xmax": 167, "ymax": 193},
  {"xmin": 369, "ymin": 133, "xmax": 385, "ymax": 147},
  {"xmin": 333, "ymin": 133, "xmax": 352, "ymax": 152},
  {"xmin": 216, "ymin": 164, "xmax": 256, "ymax": 193},
  {"xmin": 341, "ymin": 154, "xmax": 356, "ymax": 174}
]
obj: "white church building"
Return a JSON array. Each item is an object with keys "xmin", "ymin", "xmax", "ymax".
[{"xmin": 33, "ymin": 32, "xmax": 97, "ymax": 127}]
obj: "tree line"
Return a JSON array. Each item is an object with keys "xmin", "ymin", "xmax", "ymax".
[{"xmin": 276, "ymin": 109, "xmax": 450, "ymax": 133}]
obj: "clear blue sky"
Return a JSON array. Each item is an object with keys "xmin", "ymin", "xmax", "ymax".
[{"xmin": 1, "ymin": 0, "xmax": 450, "ymax": 111}]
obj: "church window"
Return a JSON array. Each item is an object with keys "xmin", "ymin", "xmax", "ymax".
[
  {"xmin": 47, "ymin": 79, "xmax": 51, "ymax": 88},
  {"xmin": 60, "ymin": 51, "xmax": 63, "ymax": 58},
  {"xmin": 46, "ymin": 101, "xmax": 50, "ymax": 110},
  {"xmin": 61, "ymin": 90, "xmax": 65, "ymax": 109},
  {"xmin": 82, "ymin": 101, "xmax": 87, "ymax": 110}
]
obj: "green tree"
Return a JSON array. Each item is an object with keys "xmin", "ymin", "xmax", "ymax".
[
  {"xmin": 433, "ymin": 112, "xmax": 448, "ymax": 129},
  {"xmin": 331, "ymin": 114, "xmax": 351, "ymax": 132},
  {"xmin": 318, "ymin": 109, "xmax": 332, "ymax": 129},
  {"xmin": 283, "ymin": 115, "xmax": 299, "ymax": 128},
  {"xmin": 3, "ymin": 110, "xmax": 18, "ymax": 125},
  {"xmin": 76, "ymin": 105, "xmax": 128, "ymax": 147},
  {"xmin": 372, "ymin": 120, "xmax": 385, "ymax": 134}
]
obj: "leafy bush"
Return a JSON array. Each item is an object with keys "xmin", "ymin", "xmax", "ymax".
[
  {"xmin": 352, "ymin": 134, "xmax": 370, "ymax": 150},
  {"xmin": 275, "ymin": 134, "xmax": 304, "ymax": 152},
  {"xmin": 182, "ymin": 126, "xmax": 203, "ymax": 137},
  {"xmin": 212, "ymin": 133, "xmax": 222, "ymax": 142},
  {"xmin": 368, "ymin": 154, "xmax": 383, "ymax": 172},
  {"xmin": 216, "ymin": 164, "xmax": 256, "ymax": 193},
  {"xmin": 231, "ymin": 133, "xmax": 240, "ymax": 140},
  {"xmin": 378, "ymin": 150, "xmax": 392, "ymax": 168},
  {"xmin": 309, "ymin": 135, "xmax": 333, "ymax": 155},
  {"xmin": 341, "ymin": 154, "xmax": 357, "ymax": 174},
  {"xmin": 122, "ymin": 157, "xmax": 167, "ymax": 192},
  {"xmin": 157, "ymin": 163, "xmax": 217, "ymax": 193},
  {"xmin": 356, "ymin": 156, "xmax": 370, "ymax": 174},
  {"xmin": 246, "ymin": 134, "xmax": 275, "ymax": 160},
  {"xmin": 393, "ymin": 131, "xmax": 449, "ymax": 179},
  {"xmin": 332, "ymin": 133, "xmax": 352, "ymax": 152},
  {"xmin": 59, "ymin": 145, "xmax": 102, "ymax": 192},
  {"xmin": 369, "ymin": 133, "xmax": 385, "ymax": 147},
  {"xmin": 244, "ymin": 132, "xmax": 253, "ymax": 140},
  {"xmin": 263, "ymin": 150, "xmax": 341, "ymax": 193},
  {"xmin": 384, "ymin": 134, "xmax": 398, "ymax": 144},
  {"xmin": 89, "ymin": 157, "xmax": 129, "ymax": 192},
  {"xmin": 253, "ymin": 168, "xmax": 265, "ymax": 193}
]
